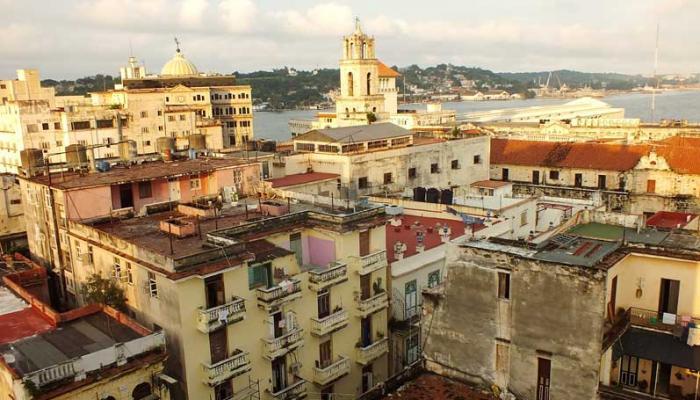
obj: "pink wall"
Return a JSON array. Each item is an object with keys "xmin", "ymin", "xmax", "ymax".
[
  {"xmin": 308, "ymin": 236, "xmax": 335, "ymax": 267},
  {"xmin": 65, "ymin": 187, "xmax": 114, "ymax": 220}
]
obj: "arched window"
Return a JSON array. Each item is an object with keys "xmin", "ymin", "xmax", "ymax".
[
  {"xmin": 345, "ymin": 108, "xmax": 349, "ymax": 117},
  {"xmin": 366, "ymin": 73, "xmax": 371, "ymax": 95},
  {"xmin": 350, "ymin": 42, "xmax": 354, "ymax": 58},
  {"xmin": 347, "ymin": 72, "xmax": 354, "ymax": 96},
  {"xmin": 132, "ymin": 382, "xmax": 152, "ymax": 400},
  {"xmin": 361, "ymin": 42, "xmax": 366, "ymax": 58}
]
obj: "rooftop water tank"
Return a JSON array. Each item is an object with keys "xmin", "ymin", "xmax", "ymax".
[
  {"xmin": 65, "ymin": 144, "xmax": 88, "ymax": 169},
  {"xmin": 188, "ymin": 134, "xmax": 206, "ymax": 150},
  {"xmin": 118, "ymin": 140, "xmax": 137, "ymax": 161},
  {"xmin": 19, "ymin": 148, "xmax": 44, "ymax": 177}
]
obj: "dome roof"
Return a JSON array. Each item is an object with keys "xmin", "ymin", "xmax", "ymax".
[{"xmin": 160, "ymin": 50, "xmax": 199, "ymax": 76}]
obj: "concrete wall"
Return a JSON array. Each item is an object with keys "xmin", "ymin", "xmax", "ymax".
[{"xmin": 423, "ymin": 243, "xmax": 607, "ymax": 400}]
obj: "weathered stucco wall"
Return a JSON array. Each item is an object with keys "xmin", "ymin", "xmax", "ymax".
[{"xmin": 423, "ymin": 243, "xmax": 607, "ymax": 400}]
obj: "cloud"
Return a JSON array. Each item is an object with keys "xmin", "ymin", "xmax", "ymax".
[
  {"xmin": 179, "ymin": 0, "xmax": 209, "ymax": 28},
  {"xmin": 270, "ymin": 3, "xmax": 353, "ymax": 37},
  {"xmin": 218, "ymin": 0, "xmax": 258, "ymax": 33}
]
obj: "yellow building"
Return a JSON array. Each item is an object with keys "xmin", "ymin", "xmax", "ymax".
[{"xmin": 21, "ymin": 157, "xmax": 391, "ymax": 400}]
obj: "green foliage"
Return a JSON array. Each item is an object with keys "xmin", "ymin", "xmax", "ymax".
[
  {"xmin": 82, "ymin": 273, "xmax": 127, "ymax": 310},
  {"xmin": 41, "ymin": 74, "xmax": 118, "ymax": 96},
  {"xmin": 499, "ymin": 69, "xmax": 650, "ymax": 90},
  {"xmin": 366, "ymin": 112, "xmax": 377, "ymax": 123}
]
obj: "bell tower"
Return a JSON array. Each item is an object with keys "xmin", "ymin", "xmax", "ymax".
[{"xmin": 336, "ymin": 18, "xmax": 384, "ymax": 124}]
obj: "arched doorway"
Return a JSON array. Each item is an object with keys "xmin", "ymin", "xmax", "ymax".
[
  {"xmin": 132, "ymin": 382, "xmax": 152, "ymax": 399},
  {"xmin": 366, "ymin": 73, "xmax": 371, "ymax": 95},
  {"xmin": 347, "ymin": 72, "xmax": 354, "ymax": 96}
]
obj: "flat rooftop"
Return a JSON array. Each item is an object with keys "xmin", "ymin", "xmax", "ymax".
[
  {"xmin": 381, "ymin": 373, "xmax": 496, "ymax": 400},
  {"xmin": 28, "ymin": 158, "xmax": 251, "ymax": 190},
  {"xmin": 268, "ymin": 172, "xmax": 339, "ymax": 188},
  {"xmin": 0, "ymin": 313, "xmax": 141, "ymax": 377}
]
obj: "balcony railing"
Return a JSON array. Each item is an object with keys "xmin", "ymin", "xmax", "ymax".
[
  {"xmin": 354, "ymin": 250, "xmax": 387, "ymax": 275},
  {"xmin": 311, "ymin": 310, "xmax": 349, "ymax": 336},
  {"xmin": 261, "ymin": 328, "xmax": 305, "ymax": 359},
  {"xmin": 196, "ymin": 297, "xmax": 246, "ymax": 333},
  {"xmin": 201, "ymin": 350, "xmax": 251, "ymax": 386},
  {"xmin": 269, "ymin": 379, "xmax": 307, "ymax": 400},
  {"xmin": 628, "ymin": 307, "xmax": 700, "ymax": 333},
  {"xmin": 356, "ymin": 292, "xmax": 389, "ymax": 317},
  {"xmin": 308, "ymin": 262, "xmax": 348, "ymax": 291},
  {"xmin": 313, "ymin": 356, "xmax": 350, "ymax": 386},
  {"xmin": 256, "ymin": 279, "xmax": 302, "ymax": 309},
  {"xmin": 356, "ymin": 337, "xmax": 389, "ymax": 365}
]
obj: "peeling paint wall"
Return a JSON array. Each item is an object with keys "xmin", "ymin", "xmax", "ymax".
[{"xmin": 423, "ymin": 243, "xmax": 607, "ymax": 400}]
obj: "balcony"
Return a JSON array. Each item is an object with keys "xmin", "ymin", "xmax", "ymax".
[
  {"xmin": 256, "ymin": 279, "xmax": 303, "ymax": 310},
  {"xmin": 196, "ymin": 297, "xmax": 246, "ymax": 333},
  {"xmin": 311, "ymin": 309, "xmax": 349, "ymax": 336},
  {"xmin": 269, "ymin": 379, "xmax": 307, "ymax": 400},
  {"xmin": 356, "ymin": 337, "xmax": 388, "ymax": 365},
  {"xmin": 308, "ymin": 262, "xmax": 348, "ymax": 292},
  {"xmin": 603, "ymin": 307, "xmax": 700, "ymax": 351},
  {"xmin": 354, "ymin": 250, "xmax": 387, "ymax": 276},
  {"xmin": 356, "ymin": 292, "xmax": 389, "ymax": 318},
  {"xmin": 201, "ymin": 350, "xmax": 251, "ymax": 386},
  {"xmin": 313, "ymin": 356, "xmax": 350, "ymax": 386},
  {"xmin": 261, "ymin": 328, "xmax": 305, "ymax": 359}
]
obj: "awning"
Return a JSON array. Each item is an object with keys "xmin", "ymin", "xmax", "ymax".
[{"xmin": 612, "ymin": 327, "xmax": 700, "ymax": 370}]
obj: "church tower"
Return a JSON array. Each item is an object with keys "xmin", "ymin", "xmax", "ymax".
[{"xmin": 335, "ymin": 19, "xmax": 385, "ymax": 124}]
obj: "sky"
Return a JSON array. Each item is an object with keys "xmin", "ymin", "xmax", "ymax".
[{"xmin": 1, "ymin": 0, "xmax": 699, "ymax": 79}]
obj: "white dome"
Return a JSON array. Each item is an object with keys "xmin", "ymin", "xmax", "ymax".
[{"xmin": 160, "ymin": 50, "xmax": 199, "ymax": 76}]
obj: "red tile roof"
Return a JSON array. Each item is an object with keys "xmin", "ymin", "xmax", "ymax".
[
  {"xmin": 381, "ymin": 373, "xmax": 496, "ymax": 400},
  {"xmin": 268, "ymin": 172, "xmax": 339, "ymax": 188},
  {"xmin": 378, "ymin": 61, "xmax": 401, "ymax": 78},
  {"xmin": 490, "ymin": 139, "xmax": 649, "ymax": 172},
  {"xmin": 653, "ymin": 136, "xmax": 700, "ymax": 175},
  {"xmin": 386, "ymin": 215, "xmax": 465, "ymax": 262},
  {"xmin": 646, "ymin": 211, "xmax": 697, "ymax": 229}
]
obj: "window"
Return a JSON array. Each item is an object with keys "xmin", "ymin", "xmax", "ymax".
[
  {"xmin": 96, "ymin": 119, "xmax": 113, "ymax": 128},
  {"xmin": 428, "ymin": 270, "xmax": 441, "ymax": 288},
  {"xmin": 383, "ymin": 172, "xmax": 392, "ymax": 184},
  {"xmin": 318, "ymin": 145, "xmax": 339, "ymax": 153},
  {"xmin": 496, "ymin": 342, "xmax": 510, "ymax": 374},
  {"xmin": 141, "ymin": 127, "xmax": 149, "ymax": 134},
  {"xmin": 646, "ymin": 179, "xmax": 656, "ymax": 193},
  {"xmin": 42, "ymin": 122, "xmax": 49, "ymax": 130},
  {"xmin": 574, "ymin": 173, "xmax": 583, "ymax": 187},
  {"xmin": 342, "ymin": 143, "xmax": 363, "ymax": 153},
  {"xmin": 190, "ymin": 178, "xmax": 201, "ymax": 190},
  {"xmin": 597, "ymin": 175, "xmax": 607, "ymax": 189},
  {"xmin": 248, "ymin": 263, "xmax": 269, "ymax": 289},
  {"xmin": 125, "ymin": 262, "xmax": 133, "ymax": 284},
  {"xmin": 549, "ymin": 170, "xmax": 559, "ymax": 180},
  {"xmin": 451, "ymin": 160, "xmax": 460, "ymax": 170},
  {"xmin": 179, "ymin": 114, "xmax": 186, "ymax": 121},
  {"xmin": 26, "ymin": 124, "xmax": 38, "ymax": 133},
  {"xmin": 473, "ymin": 155, "xmax": 482, "ymax": 164},
  {"xmin": 140, "ymin": 111, "xmax": 148, "ymax": 118},
  {"xmin": 532, "ymin": 170, "xmax": 540, "ymax": 184},
  {"xmin": 138, "ymin": 181, "xmax": 152, "ymax": 198},
  {"xmin": 168, "ymin": 115, "xmax": 176, "ymax": 122},
  {"xmin": 430, "ymin": 163, "xmax": 439, "ymax": 173},
  {"xmin": 55, "ymin": 140, "xmax": 63, "ymax": 147},
  {"xmin": 296, "ymin": 143, "xmax": 315, "ymax": 152},
  {"xmin": 113, "ymin": 257, "xmax": 123, "ymax": 281},
  {"xmin": 367, "ymin": 140, "xmax": 388, "ymax": 150},
  {"xmin": 148, "ymin": 272, "xmax": 158, "ymax": 298},
  {"xmin": 391, "ymin": 137, "xmax": 410, "ymax": 146},
  {"xmin": 87, "ymin": 245, "xmax": 94, "ymax": 264},
  {"xmin": 502, "ymin": 168, "xmax": 509, "ymax": 181},
  {"xmin": 498, "ymin": 271, "xmax": 510, "ymax": 299},
  {"xmin": 520, "ymin": 211, "xmax": 528, "ymax": 226},
  {"xmin": 408, "ymin": 167, "xmax": 417, "ymax": 179},
  {"xmin": 54, "ymin": 122, "xmax": 61, "ymax": 130},
  {"xmin": 358, "ymin": 177, "xmax": 368, "ymax": 189},
  {"xmin": 157, "ymin": 110, "xmax": 163, "ymax": 116},
  {"xmin": 158, "ymin": 125, "xmax": 164, "ymax": 131}
]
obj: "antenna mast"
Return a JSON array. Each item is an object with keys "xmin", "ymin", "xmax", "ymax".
[{"xmin": 651, "ymin": 23, "xmax": 659, "ymax": 122}]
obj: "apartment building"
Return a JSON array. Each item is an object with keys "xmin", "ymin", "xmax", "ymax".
[
  {"xmin": 422, "ymin": 209, "xmax": 700, "ymax": 400},
  {"xmin": 91, "ymin": 46, "xmax": 254, "ymax": 152},
  {"xmin": 490, "ymin": 137, "xmax": 700, "ymax": 215},
  {"xmin": 20, "ymin": 158, "xmax": 391, "ymax": 400},
  {"xmin": 0, "ymin": 174, "xmax": 26, "ymax": 252},
  {"xmin": 0, "ymin": 254, "xmax": 167, "ymax": 400},
  {"xmin": 286, "ymin": 123, "xmax": 490, "ymax": 199}
]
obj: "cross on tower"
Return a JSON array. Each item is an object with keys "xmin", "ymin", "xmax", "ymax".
[
  {"xmin": 354, "ymin": 17, "xmax": 362, "ymax": 33},
  {"xmin": 174, "ymin": 37, "xmax": 181, "ymax": 52}
]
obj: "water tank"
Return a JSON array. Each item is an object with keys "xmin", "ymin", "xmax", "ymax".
[
  {"xmin": 95, "ymin": 160, "xmax": 111, "ymax": 172},
  {"xmin": 156, "ymin": 137, "xmax": 175, "ymax": 161},
  {"xmin": 65, "ymin": 144, "xmax": 88, "ymax": 169},
  {"xmin": 413, "ymin": 187, "xmax": 426, "ymax": 202},
  {"xmin": 426, "ymin": 188, "xmax": 440, "ymax": 203},
  {"xmin": 440, "ymin": 189, "xmax": 454, "ymax": 205},
  {"xmin": 20, "ymin": 148, "xmax": 45, "ymax": 176},
  {"xmin": 188, "ymin": 134, "xmax": 206, "ymax": 150},
  {"xmin": 118, "ymin": 140, "xmax": 137, "ymax": 161}
]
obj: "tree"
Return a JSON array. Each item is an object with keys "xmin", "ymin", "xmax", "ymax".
[
  {"xmin": 82, "ymin": 274, "xmax": 127, "ymax": 310},
  {"xmin": 366, "ymin": 112, "xmax": 377, "ymax": 124}
]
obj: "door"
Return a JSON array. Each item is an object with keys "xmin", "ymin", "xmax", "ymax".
[
  {"xmin": 574, "ymin": 173, "xmax": 583, "ymax": 187},
  {"xmin": 537, "ymin": 357, "xmax": 551, "ymax": 400},
  {"xmin": 647, "ymin": 179, "xmax": 656, "ymax": 193},
  {"xmin": 318, "ymin": 289, "xmax": 330, "ymax": 319},
  {"xmin": 272, "ymin": 311, "xmax": 284, "ymax": 338},
  {"xmin": 119, "ymin": 184, "xmax": 134, "ymax": 208},
  {"xmin": 359, "ymin": 230, "xmax": 370, "ymax": 256},
  {"xmin": 656, "ymin": 363, "xmax": 672, "ymax": 395},
  {"xmin": 532, "ymin": 170, "xmax": 540, "ymax": 184},
  {"xmin": 361, "ymin": 317, "xmax": 372, "ymax": 347},
  {"xmin": 406, "ymin": 332, "xmax": 420, "ymax": 365},
  {"xmin": 609, "ymin": 276, "xmax": 618, "ymax": 320},
  {"xmin": 659, "ymin": 278, "xmax": 680, "ymax": 315},
  {"xmin": 271, "ymin": 357, "xmax": 287, "ymax": 393},
  {"xmin": 361, "ymin": 365, "xmax": 374, "ymax": 393},
  {"xmin": 360, "ymin": 274, "xmax": 371, "ymax": 300},
  {"xmin": 205, "ymin": 274, "xmax": 225, "ymax": 309},
  {"xmin": 319, "ymin": 340, "xmax": 332, "ymax": 368},
  {"xmin": 209, "ymin": 329, "xmax": 228, "ymax": 364},
  {"xmin": 598, "ymin": 175, "xmax": 607, "ymax": 189},
  {"xmin": 290, "ymin": 232, "xmax": 303, "ymax": 267},
  {"xmin": 168, "ymin": 178, "xmax": 181, "ymax": 201},
  {"xmin": 214, "ymin": 380, "xmax": 233, "ymax": 400},
  {"xmin": 404, "ymin": 280, "xmax": 417, "ymax": 319},
  {"xmin": 619, "ymin": 355, "xmax": 639, "ymax": 388},
  {"xmin": 502, "ymin": 168, "xmax": 509, "ymax": 181}
]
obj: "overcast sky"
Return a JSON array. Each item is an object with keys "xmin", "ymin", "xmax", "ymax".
[{"xmin": 1, "ymin": 0, "xmax": 699, "ymax": 79}]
